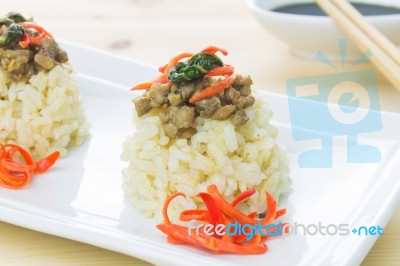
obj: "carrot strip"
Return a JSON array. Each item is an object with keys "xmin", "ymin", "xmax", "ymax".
[
  {"xmin": 207, "ymin": 184, "xmax": 256, "ymax": 225},
  {"xmin": 18, "ymin": 32, "xmax": 30, "ymax": 48},
  {"xmin": 162, "ymin": 192, "xmax": 186, "ymax": 224},
  {"xmin": 163, "ymin": 52, "xmax": 193, "ymax": 76},
  {"xmin": 261, "ymin": 192, "xmax": 278, "ymax": 227},
  {"xmin": 221, "ymin": 217, "xmax": 235, "ymax": 243},
  {"xmin": 248, "ymin": 211, "xmax": 258, "ymax": 219},
  {"xmin": 4, "ymin": 143, "xmax": 36, "ymax": 166},
  {"xmin": 231, "ymin": 188, "xmax": 256, "ymax": 208},
  {"xmin": 198, "ymin": 192, "xmax": 225, "ymax": 225},
  {"xmin": 36, "ymin": 151, "xmax": 60, "ymax": 174},
  {"xmin": 0, "ymin": 158, "xmax": 35, "ymax": 174},
  {"xmin": 167, "ymin": 234, "xmax": 185, "ymax": 244},
  {"xmin": 232, "ymin": 211, "xmax": 259, "ymax": 244},
  {"xmin": 201, "ymin": 46, "xmax": 228, "ymax": 56},
  {"xmin": 180, "ymin": 209, "xmax": 210, "ymax": 222},
  {"xmin": 157, "ymin": 223, "xmax": 215, "ymax": 250},
  {"xmin": 152, "ymin": 74, "xmax": 168, "ymax": 84},
  {"xmin": 189, "ymin": 76, "xmax": 235, "ymax": 103},
  {"xmin": 206, "ymin": 65, "xmax": 234, "ymax": 77},
  {"xmin": 0, "ymin": 169, "xmax": 31, "ymax": 190},
  {"xmin": 158, "ymin": 63, "xmax": 168, "ymax": 73},
  {"xmin": 130, "ymin": 81, "xmax": 153, "ymax": 91},
  {"xmin": 275, "ymin": 208, "xmax": 286, "ymax": 219},
  {"xmin": 243, "ymin": 232, "xmax": 261, "ymax": 247},
  {"xmin": 19, "ymin": 22, "xmax": 53, "ymax": 42},
  {"xmin": 233, "ymin": 227, "xmax": 251, "ymax": 244}
]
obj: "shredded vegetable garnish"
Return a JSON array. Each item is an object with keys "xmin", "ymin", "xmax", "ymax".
[
  {"xmin": 130, "ymin": 46, "xmax": 235, "ymax": 102},
  {"xmin": 0, "ymin": 143, "xmax": 60, "ymax": 189},
  {"xmin": 131, "ymin": 52, "xmax": 193, "ymax": 90},
  {"xmin": 188, "ymin": 75, "xmax": 236, "ymax": 103},
  {"xmin": 18, "ymin": 22, "xmax": 53, "ymax": 47},
  {"xmin": 0, "ymin": 12, "xmax": 53, "ymax": 49},
  {"xmin": 156, "ymin": 185, "xmax": 286, "ymax": 255}
]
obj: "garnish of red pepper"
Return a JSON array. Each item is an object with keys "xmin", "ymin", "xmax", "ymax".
[
  {"xmin": 0, "ymin": 143, "xmax": 60, "ymax": 190},
  {"xmin": 18, "ymin": 22, "xmax": 53, "ymax": 48},
  {"xmin": 130, "ymin": 45, "xmax": 230, "ymax": 93},
  {"xmin": 156, "ymin": 185, "xmax": 286, "ymax": 255}
]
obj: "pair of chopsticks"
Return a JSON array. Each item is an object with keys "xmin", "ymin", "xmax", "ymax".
[{"xmin": 316, "ymin": 0, "xmax": 400, "ymax": 92}]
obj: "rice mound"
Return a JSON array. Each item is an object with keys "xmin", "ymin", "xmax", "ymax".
[
  {"xmin": 0, "ymin": 63, "xmax": 89, "ymax": 159},
  {"xmin": 121, "ymin": 98, "xmax": 289, "ymax": 221}
]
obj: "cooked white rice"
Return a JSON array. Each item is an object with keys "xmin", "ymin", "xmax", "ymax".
[
  {"xmin": 0, "ymin": 63, "xmax": 89, "ymax": 159},
  {"xmin": 121, "ymin": 98, "xmax": 290, "ymax": 221}
]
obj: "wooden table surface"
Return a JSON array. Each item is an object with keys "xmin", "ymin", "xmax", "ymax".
[{"xmin": 1, "ymin": 0, "xmax": 400, "ymax": 265}]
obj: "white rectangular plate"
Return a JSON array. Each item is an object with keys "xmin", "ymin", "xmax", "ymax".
[{"xmin": 0, "ymin": 41, "xmax": 400, "ymax": 266}]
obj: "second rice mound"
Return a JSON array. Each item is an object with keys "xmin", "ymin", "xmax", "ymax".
[
  {"xmin": 0, "ymin": 63, "xmax": 89, "ymax": 160},
  {"xmin": 121, "ymin": 98, "xmax": 290, "ymax": 221}
]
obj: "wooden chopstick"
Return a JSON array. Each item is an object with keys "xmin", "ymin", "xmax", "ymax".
[
  {"xmin": 330, "ymin": 0, "xmax": 400, "ymax": 66},
  {"xmin": 316, "ymin": 0, "xmax": 400, "ymax": 92}
]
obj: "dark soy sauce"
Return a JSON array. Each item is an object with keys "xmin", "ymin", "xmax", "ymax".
[{"xmin": 272, "ymin": 2, "xmax": 400, "ymax": 16}]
